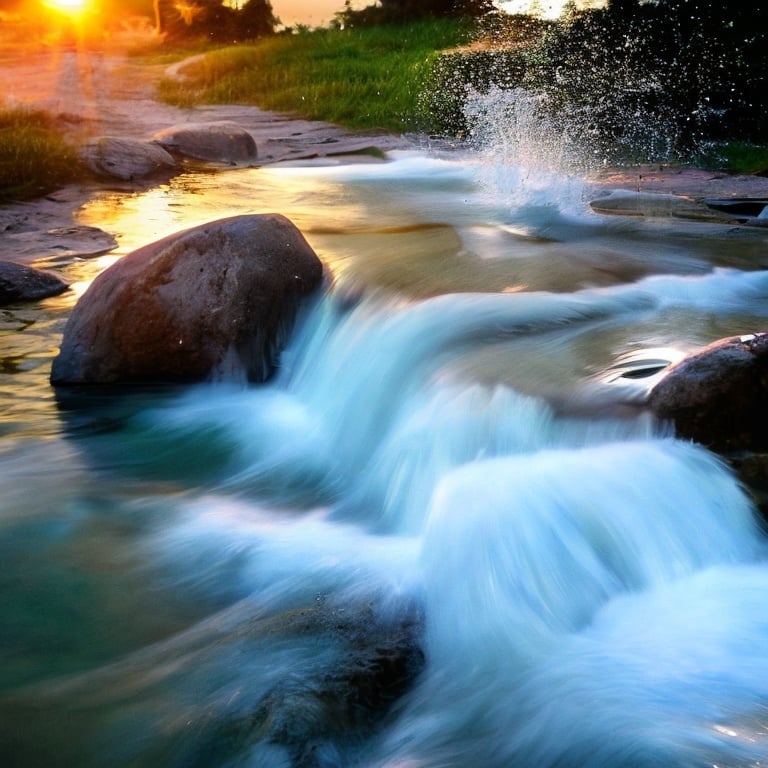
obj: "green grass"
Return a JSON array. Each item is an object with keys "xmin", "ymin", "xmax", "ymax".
[
  {"xmin": 0, "ymin": 109, "xmax": 84, "ymax": 201},
  {"xmin": 709, "ymin": 142, "xmax": 768, "ymax": 176},
  {"xmin": 156, "ymin": 21, "xmax": 473, "ymax": 133}
]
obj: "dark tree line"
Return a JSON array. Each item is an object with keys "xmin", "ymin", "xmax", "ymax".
[
  {"xmin": 421, "ymin": 0, "xmax": 766, "ymax": 161},
  {"xmin": 532, "ymin": 0, "xmax": 768, "ymax": 154},
  {"xmin": 153, "ymin": 0, "xmax": 278, "ymax": 42}
]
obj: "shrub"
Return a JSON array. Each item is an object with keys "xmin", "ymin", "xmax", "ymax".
[{"xmin": 0, "ymin": 108, "xmax": 84, "ymax": 201}]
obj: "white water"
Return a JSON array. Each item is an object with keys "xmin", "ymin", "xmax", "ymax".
[
  {"xmin": 108, "ymin": 267, "xmax": 768, "ymax": 766},
  {"xmin": 3, "ymin": 124, "xmax": 768, "ymax": 767}
]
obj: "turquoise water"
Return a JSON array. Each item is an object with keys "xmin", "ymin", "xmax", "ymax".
[{"xmin": 2, "ymin": 148, "xmax": 768, "ymax": 766}]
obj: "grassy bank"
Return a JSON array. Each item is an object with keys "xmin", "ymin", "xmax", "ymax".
[
  {"xmin": 0, "ymin": 108, "xmax": 84, "ymax": 202},
  {"xmin": 156, "ymin": 20, "xmax": 473, "ymax": 133},
  {"xmin": 699, "ymin": 142, "xmax": 768, "ymax": 177},
  {"xmin": 154, "ymin": 15, "xmax": 767, "ymax": 174}
]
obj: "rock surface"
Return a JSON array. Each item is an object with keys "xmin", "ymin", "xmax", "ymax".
[
  {"xmin": 50, "ymin": 213, "xmax": 323, "ymax": 385},
  {"xmin": 589, "ymin": 190, "xmax": 743, "ymax": 222},
  {"xmin": 648, "ymin": 333, "xmax": 768, "ymax": 451},
  {"xmin": 153, "ymin": 120, "xmax": 258, "ymax": 164},
  {"xmin": 0, "ymin": 261, "xmax": 68, "ymax": 305},
  {"xmin": 1, "ymin": 221, "xmax": 118, "ymax": 265},
  {"xmin": 205, "ymin": 601, "xmax": 424, "ymax": 764},
  {"xmin": 84, "ymin": 136, "xmax": 177, "ymax": 180}
]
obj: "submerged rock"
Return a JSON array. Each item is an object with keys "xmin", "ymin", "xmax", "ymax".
[
  {"xmin": 84, "ymin": 136, "xmax": 177, "ymax": 181},
  {"xmin": 50, "ymin": 213, "xmax": 323, "ymax": 385},
  {"xmin": 648, "ymin": 333, "xmax": 768, "ymax": 451},
  {"xmin": 153, "ymin": 121, "xmax": 258, "ymax": 165},
  {"xmin": 184, "ymin": 601, "xmax": 425, "ymax": 767},
  {"xmin": 0, "ymin": 261, "xmax": 68, "ymax": 305}
]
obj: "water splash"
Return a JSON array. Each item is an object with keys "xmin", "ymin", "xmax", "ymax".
[{"xmin": 464, "ymin": 86, "xmax": 593, "ymax": 215}]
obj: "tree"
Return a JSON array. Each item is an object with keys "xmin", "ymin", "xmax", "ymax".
[
  {"xmin": 154, "ymin": 0, "xmax": 278, "ymax": 41},
  {"xmin": 529, "ymin": 0, "xmax": 767, "ymax": 159},
  {"xmin": 377, "ymin": 0, "xmax": 493, "ymax": 18},
  {"xmin": 239, "ymin": 0, "xmax": 279, "ymax": 40}
]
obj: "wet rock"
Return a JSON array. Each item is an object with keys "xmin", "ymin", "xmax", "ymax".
[
  {"xmin": 0, "ymin": 261, "xmax": 68, "ymax": 305},
  {"xmin": 2, "ymin": 225, "xmax": 117, "ymax": 263},
  {"xmin": 589, "ymin": 190, "xmax": 736, "ymax": 222},
  {"xmin": 726, "ymin": 453, "xmax": 768, "ymax": 522},
  {"xmin": 648, "ymin": 333, "xmax": 768, "ymax": 451},
  {"xmin": 50, "ymin": 213, "xmax": 323, "ymax": 385},
  {"xmin": 83, "ymin": 136, "xmax": 177, "ymax": 181},
  {"xmin": 152, "ymin": 121, "xmax": 258, "ymax": 164},
  {"xmin": 190, "ymin": 602, "xmax": 425, "ymax": 768}
]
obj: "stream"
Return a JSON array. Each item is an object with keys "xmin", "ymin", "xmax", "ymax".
[{"xmin": 2, "ymin": 140, "xmax": 768, "ymax": 767}]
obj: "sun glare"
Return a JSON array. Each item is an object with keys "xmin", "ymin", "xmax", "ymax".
[{"xmin": 43, "ymin": 0, "xmax": 90, "ymax": 16}]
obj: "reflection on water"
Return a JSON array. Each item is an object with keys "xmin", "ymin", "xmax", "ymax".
[{"xmin": 3, "ymin": 149, "xmax": 768, "ymax": 767}]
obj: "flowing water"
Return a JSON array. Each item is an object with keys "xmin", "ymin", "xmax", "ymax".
[{"xmin": 3, "ymin": 118, "xmax": 768, "ymax": 767}]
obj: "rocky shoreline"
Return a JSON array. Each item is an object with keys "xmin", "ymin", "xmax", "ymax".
[
  {"xmin": 4, "ymin": 50, "xmax": 768, "ymax": 758},
  {"xmin": 1, "ymin": 50, "xmax": 413, "ymax": 269},
  {"xmin": 3, "ymin": 49, "xmax": 768, "ymax": 271}
]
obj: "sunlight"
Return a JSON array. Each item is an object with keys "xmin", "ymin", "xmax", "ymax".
[
  {"xmin": 43, "ymin": 0, "xmax": 90, "ymax": 15},
  {"xmin": 496, "ymin": 0, "xmax": 567, "ymax": 19},
  {"xmin": 495, "ymin": 0, "xmax": 605, "ymax": 19}
]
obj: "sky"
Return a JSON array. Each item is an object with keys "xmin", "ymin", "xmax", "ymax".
[
  {"xmin": 272, "ymin": 0, "xmax": 574, "ymax": 28},
  {"xmin": 272, "ymin": 0, "xmax": 356, "ymax": 27}
]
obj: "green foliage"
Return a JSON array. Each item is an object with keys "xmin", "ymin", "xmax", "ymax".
[
  {"xmin": 157, "ymin": 20, "xmax": 473, "ymax": 132},
  {"xmin": 156, "ymin": 5, "xmax": 766, "ymax": 165},
  {"xmin": 419, "ymin": 13, "xmax": 552, "ymax": 136},
  {"xmin": 694, "ymin": 142, "xmax": 768, "ymax": 176},
  {"xmin": 0, "ymin": 109, "xmax": 84, "ymax": 202},
  {"xmin": 526, "ymin": 1, "xmax": 768, "ymax": 162}
]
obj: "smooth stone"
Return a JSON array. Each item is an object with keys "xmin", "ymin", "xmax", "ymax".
[
  {"xmin": 648, "ymin": 333, "xmax": 768, "ymax": 451},
  {"xmin": 589, "ymin": 189, "xmax": 737, "ymax": 222},
  {"xmin": 0, "ymin": 261, "xmax": 68, "ymax": 305},
  {"xmin": 50, "ymin": 213, "xmax": 323, "ymax": 385},
  {"xmin": 83, "ymin": 136, "xmax": 177, "ymax": 181},
  {"xmin": 152, "ymin": 121, "xmax": 258, "ymax": 164},
  {"xmin": 1, "ymin": 225, "xmax": 117, "ymax": 264}
]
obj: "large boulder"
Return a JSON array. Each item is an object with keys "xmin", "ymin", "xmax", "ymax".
[
  {"xmin": 84, "ymin": 136, "xmax": 177, "ymax": 181},
  {"xmin": 50, "ymin": 214, "xmax": 323, "ymax": 385},
  {"xmin": 648, "ymin": 333, "xmax": 768, "ymax": 451},
  {"xmin": 0, "ymin": 261, "xmax": 68, "ymax": 305},
  {"xmin": 152, "ymin": 121, "xmax": 258, "ymax": 165}
]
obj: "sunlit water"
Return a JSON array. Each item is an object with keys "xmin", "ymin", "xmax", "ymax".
[{"xmin": 3, "ymin": 135, "xmax": 768, "ymax": 767}]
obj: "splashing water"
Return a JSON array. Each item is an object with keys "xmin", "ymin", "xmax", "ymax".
[{"xmin": 465, "ymin": 86, "xmax": 593, "ymax": 215}]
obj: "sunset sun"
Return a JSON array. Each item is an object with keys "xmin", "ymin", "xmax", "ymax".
[{"xmin": 43, "ymin": 0, "xmax": 90, "ymax": 15}]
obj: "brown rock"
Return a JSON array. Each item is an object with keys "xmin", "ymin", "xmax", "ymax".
[
  {"xmin": 84, "ymin": 136, "xmax": 177, "ymax": 181},
  {"xmin": 0, "ymin": 261, "xmax": 68, "ymax": 305},
  {"xmin": 152, "ymin": 121, "xmax": 258, "ymax": 164},
  {"xmin": 50, "ymin": 214, "xmax": 323, "ymax": 385},
  {"xmin": 648, "ymin": 333, "xmax": 768, "ymax": 451}
]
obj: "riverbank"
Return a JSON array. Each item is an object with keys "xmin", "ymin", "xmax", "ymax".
[{"xmin": 2, "ymin": 48, "xmax": 768, "ymax": 266}]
